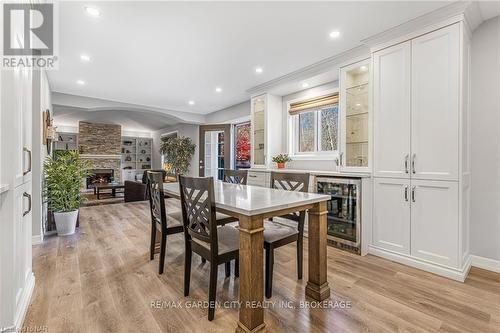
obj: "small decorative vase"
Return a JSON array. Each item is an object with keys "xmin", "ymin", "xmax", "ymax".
[{"xmin": 277, "ymin": 163, "xmax": 285, "ymax": 169}]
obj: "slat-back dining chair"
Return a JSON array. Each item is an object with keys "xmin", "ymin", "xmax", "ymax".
[
  {"xmin": 147, "ymin": 171, "xmax": 184, "ymax": 274},
  {"xmin": 265, "ymin": 171, "xmax": 310, "ymax": 298},
  {"xmin": 179, "ymin": 176, "xmax": 240, "ymax": 321},
  {"xmin": 223, "ymin": 169, "xmax": 248, "ymax": 185}
]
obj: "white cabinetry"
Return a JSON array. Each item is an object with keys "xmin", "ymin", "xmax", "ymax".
[
  {"xmin": 250, "ymin": 94, "xmax": 282, "ymax": 168},
  {"xmin": 371, "ymin": 21, "xmax": 470, "ymax": 281}
]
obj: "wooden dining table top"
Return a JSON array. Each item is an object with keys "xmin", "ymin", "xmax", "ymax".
[{"xmin": 162, "ymin": 180, "xmax": 330, "ymax": 217}]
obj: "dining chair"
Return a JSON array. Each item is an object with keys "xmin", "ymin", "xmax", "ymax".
[
  {"xmin": 147, "ymin": 171, "xmax": 184, "ymax": 274},
  {"xmin": 179, "ymin": 175, "xmax": 240, "ymax": 321},
  {"xmin": 223, "ymin": 169, "xmax": 248, "ymax": 185},
  {"xmin": 265, "ymin": 171, "xmax": 310, "ymax": 298}
]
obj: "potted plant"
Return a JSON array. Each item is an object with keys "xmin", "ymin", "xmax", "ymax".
[
  {"xmin": 272, "ymin": 154, "xmax": 292, "ymax": 169},
  {"xmin": 44, "ymin": 150, "xmax": 91, "ymax": 236},
  {"xmin": 160, "ymin": 136, "xmax": 196, "ymax": 175}
]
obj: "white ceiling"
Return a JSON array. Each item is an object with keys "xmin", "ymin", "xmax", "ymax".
[{"xmin": 48, "ymin": 1, "xmax": 453, "ymax": 117}]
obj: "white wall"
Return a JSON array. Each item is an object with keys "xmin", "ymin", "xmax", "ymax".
[
  {"xmin": 152, "ymin": 124, "xmax": 200, "ymax": 177},
  {"xmin": 470, "ymin": 16, "xmax": 500, "ymax": 261},
  {"xmin": 281, "ymin": 81, "xmax": 340, "ymax": 171},
  {"xmin": 205, "ymin": 100, "xmax": 250, "ymax": 124}
]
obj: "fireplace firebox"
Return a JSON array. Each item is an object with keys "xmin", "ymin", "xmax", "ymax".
[{"xmin": 86, "ymin": 169, "xmax": 114, "ymax": 189}]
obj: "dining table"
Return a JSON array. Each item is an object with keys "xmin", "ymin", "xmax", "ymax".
[{"xmin": 163, "ymin": 180, "xmax": 331, "ymax": 333}]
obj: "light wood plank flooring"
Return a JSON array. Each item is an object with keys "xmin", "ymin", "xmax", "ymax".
[{"xmin": 24, "ymin": 201, "xmax": 500, "ymax": 333}]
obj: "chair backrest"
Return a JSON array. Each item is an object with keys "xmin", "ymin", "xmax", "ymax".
[
  {"xmin": 147, "ymin": 171, "xmax": 167, "ymax": 231},
  {"xmin": 178, "ymin": 176, "xmax": 218, "ymax": 254},
  {"xmin": 223, "ymin": 169, "xmax": 248, "ymax": 185},
  {"xmin": 270, "ymin": 172, "xmax": 310, "ymax": 193},
  {"xmin": 270, "ymin": 172, "xmax": 310, "ymax": 233},
  {"xmin": 142, "ymin": 169, "xmax": 167, "ymax": 184}
]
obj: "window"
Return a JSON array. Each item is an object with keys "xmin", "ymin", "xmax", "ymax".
[
  {"xmin": 233, "ymin": 121, "xmax": 251, "ymax": 169},
  {"xmin": 289, "ymin": 93, "xmax": 339, "ymax": 157}
]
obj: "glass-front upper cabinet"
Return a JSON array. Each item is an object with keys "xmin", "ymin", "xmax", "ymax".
[
  {"xmin": 251, "ymin": 95, "xmax": 266, "ymax": 167},
  {"xmin": 339, "ymin": 59, "xmax": 370, "ymax": 172}
]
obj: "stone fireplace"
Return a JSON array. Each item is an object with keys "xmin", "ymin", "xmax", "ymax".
[{"xmin": 78, "ymin": 121, "xmax": 122, "ymax": 183}]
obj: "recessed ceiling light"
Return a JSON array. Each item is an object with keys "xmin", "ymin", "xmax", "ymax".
[
  {"xmin": 215, "ymin": 87, "xmax": 222, "ymax": 93},
  {"xmin": 302, "ymin": 82, "xmax": 309, "ymax": 88},
  {"xmin": 84, "ymin": 6, "xmax": 101, "ymax": 17},
  {"xmin": 188, "ymin": 100, "xmax": 195, "ymax": 106},
  {"xmin": 360, "ymin": 65, "xmax": 367, "ymax": 71},
  {"xmin": 76, "ymin": 79, "xmax": 85, "ymax": 85},
  {"xmin": 255, "ymin": 67, "xmax": 263, "ymax": 74},
  {"xmin": 329, "ymin": 30, "xmax": 340, "ymax": 39},
  {"xmin": 356, "ymin": 103, "xmax": 361, "ymax": 107},
  {"xmin": 80, "ymin": 54, "xmax": 91, "ymax": 62}
]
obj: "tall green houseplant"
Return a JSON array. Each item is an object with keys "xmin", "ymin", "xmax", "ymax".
[
  {"xmin": 160, "ymin": 136, "xmax": 196, "ymax": 175},
  {"xmin": 44, "ymin": 150, "xmax": 91, "ymax": 213}
]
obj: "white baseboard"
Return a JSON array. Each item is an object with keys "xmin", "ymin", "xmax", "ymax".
[
  {"xmin": 32, "ymin": 234, "xmax": 43, "ymax": 245},
  {"xmin": 369, "ymin": 245, "xmax": 470, "ymax": 282},
  {"xmin": 471, "ymin": 255, "xmax": 500, "ymax": 274},
  {"xmin": 12, "ymin": 273, "xmax": 35, "ymax": 332}
]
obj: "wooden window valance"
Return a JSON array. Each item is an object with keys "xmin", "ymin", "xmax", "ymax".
[{"xmin": 288, "ymin": 93, "xmax": 339, "ymax": 115}]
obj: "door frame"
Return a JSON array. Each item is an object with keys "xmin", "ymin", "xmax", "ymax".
[{"xmin": 199, "ymin": 124, "xmax": 231, "ymax": 177}]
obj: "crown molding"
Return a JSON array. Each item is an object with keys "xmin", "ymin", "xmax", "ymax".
[{"xmin": 246, "ymin": 45, "xmax": 369, "ymax": 96}]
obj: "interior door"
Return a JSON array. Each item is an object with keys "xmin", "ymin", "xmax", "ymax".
[
  {"xmin": 410, "ymin": 179, "xmax": 458, "ymax": 268},
  {"xmin": 199, "ymin": 125, "xmax": 231, "ymax": 179},
  {"xmin": 373, "ymin": 41, "xmax": 411, "ymax": 179},
  {"xmin": 372, "ymin": 177, "xmax": 411, "ymax": 255},
  {"xmin": 411, "ymin": 24, "xmax": 459, "ymax": 181}
]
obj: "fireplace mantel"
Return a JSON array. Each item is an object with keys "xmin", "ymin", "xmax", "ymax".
[{"xmin": 80, "ymin": 154, "xmax": 121, "ymax": 160}]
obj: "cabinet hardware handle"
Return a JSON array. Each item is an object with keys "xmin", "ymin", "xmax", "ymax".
[
  {"xmin": 23, "ymin": 147, "xmax": 32, "ymax": 176},
  {"xmin": 404, "ymin": 186, "xmax": 409, "ymax": 201},
  {"xmin": 340, "ymin": 152, "xmax": 344, "ymax": 167},
  {"xmin": 23, "ymin": 192, "xmax": 32, "ymax": 216},
  {"xmin": 249, "ymin": 175, "xmax": 257, "ymax": 178},
  {"xmin": 411, "ymin": 153, "xmax": 416, "ymax": 174},
  {"xmin": 404, "ymin": 154, "xmax": 409, "ymax": 174},
  {"xmin": 411, "ymin": 186, "xmax": 416, "ymax": 202}
]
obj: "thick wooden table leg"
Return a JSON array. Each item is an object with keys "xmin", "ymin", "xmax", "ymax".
[
  {"xmin": 236, "ymin": 215, "xmax": 266, "ymax": 333},
  {"xmin": 306, "ymin": 201, "xmax": 331, "ymax": 301}
]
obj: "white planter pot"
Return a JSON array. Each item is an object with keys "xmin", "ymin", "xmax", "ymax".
[{"xmin": 54, "ymin": 210, "xmax": 79, "ymax": 236}]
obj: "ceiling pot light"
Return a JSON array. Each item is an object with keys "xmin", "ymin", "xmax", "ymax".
[
  {"xmin": 85, "ymin": 6, "xmax": 101, "ymax": 17},
  {"xmin": 80, "ymin": 54, "xmax": 90, "ymax": 62},
  {"xmin": 255, "ymin": 67, "xmax": 263, "ymax": 74},
  {"xmin": 188, "ymin": 100, "xmax": 195, "ymax": 106},
  {"xmin": 76, "ymin": 80, "xmax": 85, "ymax": 85},
  {"xmin": 329, "ymin": 30, "xmax": 340, "ymax": 39},
  {"xmin": 302, "ymin": 82, "xmax": 309, "ymax": 88},
  {"xmin": 360, "ymin": 65, "xmax": 367, "ymax": 71},
  {"xmin": 215, "ymin": 87, "xmax": 222, "ymax": 93}
]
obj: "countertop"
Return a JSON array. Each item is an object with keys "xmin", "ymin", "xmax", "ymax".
[{"xmin": 248, "ymin": 168, "xmax": 371, "ymax": 178}]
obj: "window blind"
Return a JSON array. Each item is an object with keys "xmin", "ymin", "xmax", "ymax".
[{"xmin": 288, "ymin": 93, "xmax": 339, "ymax": 115}]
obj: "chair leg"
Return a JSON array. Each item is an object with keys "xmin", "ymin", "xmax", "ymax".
[
  {"xmin": 208, "ymin": 261, "xmax": 218, "ymax": 321},
  {"xmin": 149, "ymin": 225, "xmax": 156, "ymax": 261},
  {"xmin": 234, "ymin": 259, "xmax": 239, "ymax": 278},
  {"xmin": 297, "ymin": 238, "xmax": 303, "ymax": 280},
  {"xmin": 158, "ymin": 231, "xmax": 167, "ymax": 274},
  {"xmin": 184, "ymin": 244, "xmax": 192, "ymax": 297},
  {"xmin": 225, "ymin": 262, "xmax": 231, "ymax": 277},
  {"xmin": 265, "ymin": 247, "xmax": 274, "ymax": 299}
]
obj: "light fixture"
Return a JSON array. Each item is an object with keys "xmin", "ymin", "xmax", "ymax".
[
  {"xmin": 329, "ymin": 30, "xmax": 340, "ymax": 39},
  {"xmin": 215, "ymin": 87, "xmax": 222, "ymax": 93},
  {"xmin": 76, "ymin": 79, "xmax": 85, "ymax": 85},
  {"xmin": 80, "ymin": 54, "xmax": 91, "ymax": 62},
  {"xmin": 356, "ymin": 103, "xmax": 361, "ymax": 107},
  {"xmin": 84, "ymin": 6, "xmax": 101, "ymax": 17},
  {"xmin": 360, "ymin": 65, "xmax": 367, "ymax": 71},
  {"xmin": 302, "ymin": 82, "xmax": 309, "ymax": 88},
  {"xmin": 255, "ymin": 67, "xmax": 263, "ymax": 74},
  {"xmin": 188, "ymin": 100, "xmax": 195, "ymax": 106}
]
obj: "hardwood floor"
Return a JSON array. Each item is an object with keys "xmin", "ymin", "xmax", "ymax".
[{"xmin": 24, "ymin": 201, "xmax": 500, "ymax": 333}]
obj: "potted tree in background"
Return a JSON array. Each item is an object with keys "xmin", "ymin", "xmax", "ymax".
[
  {"xmin": 44, "ymin": 150, "xmax": 91, "ymax": 236},
  {"xmin": 160, "ymin": 136, "xmax": 196, "ymax": 175}
]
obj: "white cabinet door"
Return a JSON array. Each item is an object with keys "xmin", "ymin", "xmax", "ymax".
[
  {"xmin": 410, "ymin": 180, "xmax": 458, "ymax": 268},
  {"xmin": 373, "ymin": 42, "xmax": 411, "ymax": 179},
  {"xmin": 372, "ymin": 178, "xmax": 411, "ymax": 254},
  {"xmin": 411, "ymin": 24, "xmax": 459, "ymax": 181},
  {"xmin": 21, "ymin": 67, "xmax": 32, "ymax": 184}
]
